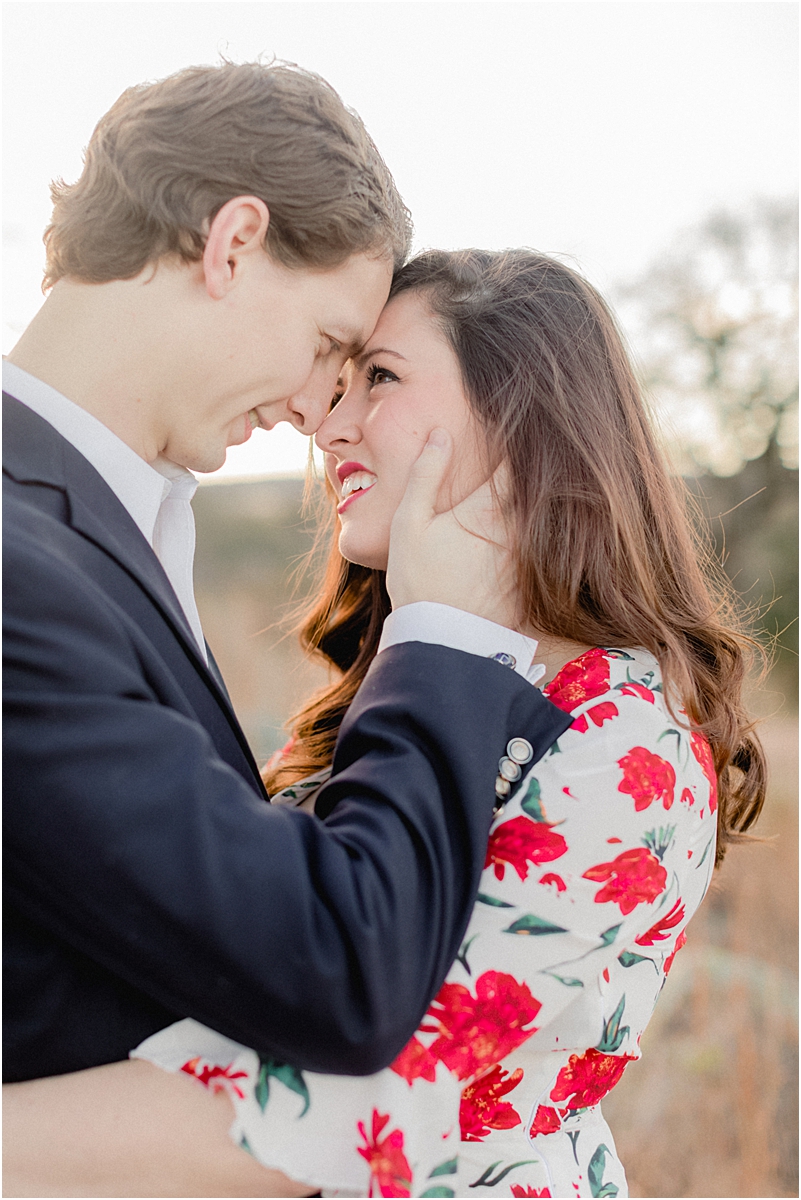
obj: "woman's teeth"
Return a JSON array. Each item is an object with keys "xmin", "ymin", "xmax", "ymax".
[
  {"xmin": 341, "ymin": 470, "xmax": 377, "ymax": 498},
  {"xmin": 248, "ymin": 409, "xmax": 260, "ymax": 430}
]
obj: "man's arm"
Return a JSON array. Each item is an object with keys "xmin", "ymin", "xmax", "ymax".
[{"xmin": 4, "ymin": 506, "xmax": 570, "ymax": 1080}]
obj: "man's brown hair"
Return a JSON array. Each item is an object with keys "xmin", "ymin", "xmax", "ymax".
[{"xmin": 43, "ymin": 60, "xmax": 412, "ymax": 288}]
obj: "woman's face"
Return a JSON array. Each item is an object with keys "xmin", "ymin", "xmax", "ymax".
[{"xmin": 315, "ymin": 291, "xmax": 488, "ymax": 571}]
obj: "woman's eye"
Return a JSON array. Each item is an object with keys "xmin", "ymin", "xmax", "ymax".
[
  {"xmin": 366, "ymin": 363, "xmax": 398, "ymax": 387},
  {"xmin": 329, "ymin": 390, "xmax": 344, "ymax": 411}
]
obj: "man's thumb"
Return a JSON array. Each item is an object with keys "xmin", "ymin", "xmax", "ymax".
[{"xmin": 397, "ymin": 428, "xmax": 452, "ymax": 520}]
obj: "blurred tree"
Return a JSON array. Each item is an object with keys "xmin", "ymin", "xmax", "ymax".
[
  {"xmin": 617, "ymin": 197, "xmax": 798, "ymax": 476},
  {"xmin": 616, "ymin": 199, "xmax": 798, "ymax": 702}
]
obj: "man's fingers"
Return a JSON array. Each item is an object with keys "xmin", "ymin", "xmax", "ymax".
[
  {"xmin": 450, "ymin": 462, "xmax": 510, "ymax": 547},
  {"xmin": 394, "ymin": 428, "xmax": 453, "ymax": 524}
]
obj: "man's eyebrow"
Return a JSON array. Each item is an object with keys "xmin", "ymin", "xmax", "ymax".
[{"xmin": 353, "ymin": 347, "xmax": 408, "ymax": 371}]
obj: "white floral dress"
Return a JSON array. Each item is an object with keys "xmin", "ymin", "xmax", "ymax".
[{"xmin": 134, "ymin": 648, "xmax": 717, "ymax": 1198}]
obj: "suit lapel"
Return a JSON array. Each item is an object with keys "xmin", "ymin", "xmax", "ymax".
[
  {"xmin": 62, "ymin": 454, "xmax": 202, "ymax": 663},
  {"xmin": 3, "ymin": 392, "xmax": 267, "ymax": 797},
  {"xmin": 206, "ymin": 646, "xmax": 232, "ymax": 700}
]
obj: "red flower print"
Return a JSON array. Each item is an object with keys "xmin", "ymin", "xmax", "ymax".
[
  {"xmin": 357, "ymin": 1109, "xmax": 413, "ymax": 1198},
  {"xmin": 617, "ymin": 746, "xmax": 676, "ymax": 811},
  {"xmin": 530, "ymin": 1104, "xmax": 562, "ymax": 1135},
  {"xmin": 459, "ymin": 1064, "xmax": 524, "ymax": 1141},
  {"xmin": 423, "ymin": 971, "xmax": 541, "ymax": 1080},
  {"xmin": 390, "ymin": 1036, "xmax": 438, "ymax": 1085},
  {"xmin": 680, "ymin": 787, "xmax": 695, "ymax": 806},
  {"xmin": 544, "ymin": 648, "xmax": 610, "ymax": 712},
  {"xmin": 664, "ymin": 928, "xmax": 688, "ymax": 975},
  {"xmin": 618, "ymin": 682, "xmax": 655, "ymax": 703},
  {"xmin": 635, "ymin": 898, "xmax": 685, "ymax": 945},
  {"xmin": 511, "ymin": 1187, "xmax": 552, "ymax": 1197},
  {"xmin": 571, "ymin": 701, "xmax": 619, "ymax": 733},
  {"xmin": 539, "ymin": 872, "xmax": 567, "ymax": 892},
  {"xmin": 583, "ymin": 847, "xmax": 667, "ymax": 915},
  {"xmin": 691, "ymin": 732, "xmax": 718, "ymax": 814},
  {"xmin": 550, "ymin": 1048, "xmax": 637, "ymax": 1109},
  {"xmin": 180, "ymin": 1057, "xmax": 248, "ymax": 1100},
  {"xmin": 486, "ymin": 816, "xmax": 567, "ymax": 882}
]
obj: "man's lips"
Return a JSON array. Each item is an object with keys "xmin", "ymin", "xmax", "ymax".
[{"xmin": 236, "ymin": 409, "xmax": 261, "ymax": 445}]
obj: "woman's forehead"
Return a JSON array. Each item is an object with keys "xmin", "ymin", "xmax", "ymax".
[{"xmin": 353, "ymin": 292, "xmax": 448, "ymax": 366}]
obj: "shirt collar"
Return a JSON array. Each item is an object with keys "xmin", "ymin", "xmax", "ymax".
[{"xmin": 2, "ymin": 360, "xmax": 196, "ymax": 546}]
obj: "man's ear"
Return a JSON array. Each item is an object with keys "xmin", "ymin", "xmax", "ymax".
[{"xmin": 202, "ymin": 196, "xmax": 270, "ymax": 300}]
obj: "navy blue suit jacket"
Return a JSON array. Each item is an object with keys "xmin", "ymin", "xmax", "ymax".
[{"xmin": 2, "ymin": 392, "xmax": 572, "ymax": 1083}]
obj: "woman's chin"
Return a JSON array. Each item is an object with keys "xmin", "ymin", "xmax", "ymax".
[{"xmin": 337, "ymin": 532, "xmax": 389, "ymax": 573}]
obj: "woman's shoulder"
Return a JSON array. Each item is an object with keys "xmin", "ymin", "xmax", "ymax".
[
  {"xmin": 541, "ymin": 645, "xmax": 694, "ymax": 771},
  {"xmin": 538, "ymin": 646, "xmax": 717, "ymax": 814},
  {"xmin": 543, "ymin": 645, "xmax": 669, "ymax": 722}
]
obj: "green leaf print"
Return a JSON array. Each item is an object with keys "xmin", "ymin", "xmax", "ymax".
[
  {"xmin": 618, "ymin": 949, "xmax": 658, "ymax": 971},
  {"xmin": 456, "ymin": 934, "xmax": 478, "ymax": 975},
  {"xmin": 520, "ymin": 776, "xmax": 547, "ymax": 822},
  {"xmin": 504, "ymin": 914, "xmax": 567, "ymax": 936},
  {"xmin": 598, "ymin": 924, "xmax": 622, "ymax": 946},
  {"xmin": 696, "ymin": 835, "xmax": 714, "ymax": 868},
  {"xmin": 255, "ymin": 1055, "xmax": 310, "ymax": 1116},
  {"xmin": 642, "ymin": 825, "xmax": 676, "ymax": 861},
  {"xmin": 476, "ymin": 892, "xmax": 515, "ymax": 908},
  {"xmin": 543, "ymin": 971, "xmax": 585, "ymax": 987},
  {"xmin": 588, "ymin": 1143, "xmax": 620, "ymax": 1198},
  {"xmin": 596, "ymin": 996, "xmax": 630, "ymax": 1053},
  {"xmin": 420, "ymin": 1189, "xmax": 455, "ymax": 1197},
  {"xmin": 468, "ymin": 1160, "xmax": 539, "ymax": 1188},
  {"xmin": 428, "ymin": 1158, "xmax": 458, "ymax": 1177}
]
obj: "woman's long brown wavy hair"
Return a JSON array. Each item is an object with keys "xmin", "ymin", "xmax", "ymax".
[{"xmin": 264, "ymin": 248, "xmax": 767, "ymax": 865}]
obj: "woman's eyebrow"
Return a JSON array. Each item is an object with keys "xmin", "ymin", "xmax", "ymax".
[{"xmin": 353, "ymin": 347, "xmax": 408, "ymax": 371}]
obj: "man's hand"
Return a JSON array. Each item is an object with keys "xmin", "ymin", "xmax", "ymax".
[{"xmin": 386, "ymin": 428, "xmax": 519, "ymax": 627}]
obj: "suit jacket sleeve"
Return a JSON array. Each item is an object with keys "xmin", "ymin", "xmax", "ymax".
[{"xmin": 3, "ymin": 502, "xmax": 571, "ymax": 1079}]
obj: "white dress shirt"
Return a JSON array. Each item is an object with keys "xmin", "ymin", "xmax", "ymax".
[
  {"xmin": 378, "ymin": 603, "xmax": 545, "ymax": 686},
  {"xmin": 3, "ymin": 361, "xmax": 543, "ymax": 685}
]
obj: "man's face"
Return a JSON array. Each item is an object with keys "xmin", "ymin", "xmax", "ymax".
[{"xmin": 160, "ymin": 251, "xmax": 393, "ymax": 473}]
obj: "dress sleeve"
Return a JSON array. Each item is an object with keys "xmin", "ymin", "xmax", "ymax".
[{"xmin": 453, "ymin": 680, "xmax": 718, "ymax": 1038}]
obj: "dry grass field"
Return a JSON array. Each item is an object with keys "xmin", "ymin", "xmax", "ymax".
[{"xmin": 194, "ymin": 477, "xmax": 798, "ymax": 1200}]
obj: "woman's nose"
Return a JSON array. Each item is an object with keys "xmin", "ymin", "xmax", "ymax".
[{"xmin": 315, "ymin": 398, "xmax": 362, "ymax": 454}]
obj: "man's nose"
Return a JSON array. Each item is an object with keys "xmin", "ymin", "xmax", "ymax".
[
  {"xmin": 287, "ymin": 366, "xmax": 341, "ymax": 434},
  {"xmin": 285, "ymin": 395, "xmax": 328, "ymax": 435}
]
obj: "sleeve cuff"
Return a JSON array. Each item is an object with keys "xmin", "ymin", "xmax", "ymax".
[{"xmin": 378, "ymin": 602, "xmax": 546, "ymax": 687}]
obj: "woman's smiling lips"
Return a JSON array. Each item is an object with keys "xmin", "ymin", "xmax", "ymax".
[{"xmin": 336, "ymin": 460, "xmax": 377, "ymax": 513}]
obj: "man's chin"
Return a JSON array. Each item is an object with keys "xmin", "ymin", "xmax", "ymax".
[{"xmin": 174, "ymin": 446, "xmax": 228, "ymax": 475}]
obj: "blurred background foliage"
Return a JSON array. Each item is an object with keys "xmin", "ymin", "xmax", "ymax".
[
  {"xmin": 193, "ymin": 199, "xmax": 798, "ymax": 1198},
  {"xmin": 616, "ymin": 197, "xmax": 798, "ymax": 705}
]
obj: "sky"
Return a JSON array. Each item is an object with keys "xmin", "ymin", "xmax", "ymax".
[{"xmin": 3, "ymin": 1, "xmax": 797, "ymax": 480}]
